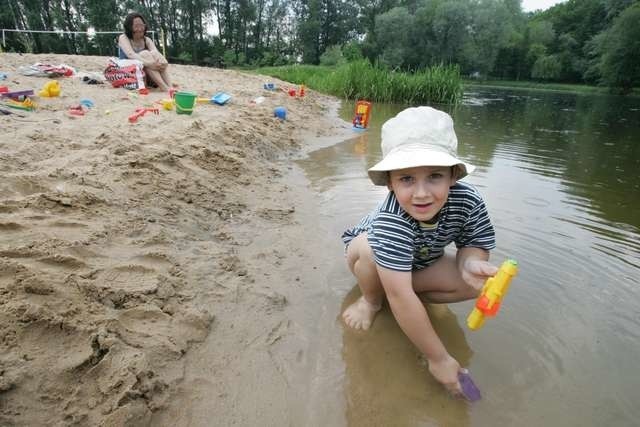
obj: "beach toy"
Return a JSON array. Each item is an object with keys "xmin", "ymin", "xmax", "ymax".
[
  {"xmin": 0, "ymin": 73, "xmax": 7, "ymax": 81},
  {"xmin": 458, "ymin": 369, "xmax": 481, "ymax": 402},
  {"xmin": 0, "ymin": 86, "xmax": 8, "ymax": 93},
  {"xmin": 353, "ymin": 100, "xmax": 372, "ymax": 130},
  {"xmin": 155, "ymin": 99, "xmax": 174, "ymax": 110},
  {"xmin": 274, "ymin": 106, "xmax": 286, "ymax": 120},
  {"xmin": 174, "ymin": 91, "xmax": 197, "ymax": 114},
  {"xmin": 38, "ymin": 80, "xmax": 61, "ymax": 97},
  {"xmin": 299, "ymin": 84, "xmax": 305, "ymax": 97},
  {"xmin": 128, "ymin": 106, "xmax": 160, "ymax": 123},
  {"xmin": 0, "ymin": 89, "xmax": 35, "ymax": 100},
  {"xmin": 287, "ymin": 88, "xmax": 296, "ymax": 97},
  {"xmin": 263, "ymin": 83, "xmax": 276, "ymax": 90},
  {"xmin": 68, "ymin": 105, "xmax": 85, "ymax": 116},
  {"xmin": 211, "ymin": 92, "xmax": 231, "ymax": 105},
  {"xmin": 251, "ymin": 96, "xmax": 265, "ymax": 105},
  {"xmin": 168, "ymin": 88, "xmax": 177, "ymax": 99},
  {"xmin": 467, "ymin": 259, "xmax": 519, "ymax": 331},
  {"xmin": 138, "ymin": 87, "xmax": 149, "ymax": 95},
  {"xmin": 79, "ymin": 99, "xmax": 94, "ymax": 108},
  {"xmin": 194, "ymin": 93, "xmax": 232, "ymax": 105},
  {"xmin": 2, "ymin": 97, "xmax": 36, "ymax": 111}
]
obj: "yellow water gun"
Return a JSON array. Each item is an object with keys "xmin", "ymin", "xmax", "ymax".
[{"xmin": 467, "ymin": 259, "xmax": 518, "ymax": 330}]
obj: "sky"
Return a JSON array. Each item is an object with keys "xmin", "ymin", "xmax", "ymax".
[{"xmin": 521, "ymin": 0, "xmax": 567, "ymax": 12}]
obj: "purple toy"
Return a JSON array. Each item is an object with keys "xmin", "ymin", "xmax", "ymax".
[
  {"xmin": 0, "ymin": 89, "xmax": 35, "ymax": 100},
  {"xmin": 458, "ymin": 370, "xmax": 481, "ymax": 402}
]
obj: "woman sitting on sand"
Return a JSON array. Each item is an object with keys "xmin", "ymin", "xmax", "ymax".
[{"xmin": 118, "ymin": 12, "xmax": 172, "ymax": 91}]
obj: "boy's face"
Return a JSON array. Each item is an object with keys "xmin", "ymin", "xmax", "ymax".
[{"xmin": 387, "ymin": 165, "xmax": 457, "ymax": 222}]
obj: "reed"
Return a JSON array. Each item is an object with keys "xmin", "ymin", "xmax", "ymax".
[{"xmin": 256, "ymin": 61, "xmax": 463, "ymax": 105}]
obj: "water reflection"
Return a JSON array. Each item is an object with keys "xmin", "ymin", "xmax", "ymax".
[
  {"xmin": 458, "ymin": 88, "xmax": 640, "ymax": 230},
  {"xmin": 299, "ymin": 89, "xmax": 640, "ymax": 426}
]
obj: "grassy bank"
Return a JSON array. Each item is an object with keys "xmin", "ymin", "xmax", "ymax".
[
  {"xmin": 464, "ymin": 79, "xmax": 639, "ymax": 96},
  {"xmin": 255, "ymin": 61, "xmax": 463, "ymax": 105}
]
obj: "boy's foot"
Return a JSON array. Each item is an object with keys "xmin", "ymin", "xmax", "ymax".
[{"xmin": 342, "ymin": 296, "xmax": 381, "ymax": 330}]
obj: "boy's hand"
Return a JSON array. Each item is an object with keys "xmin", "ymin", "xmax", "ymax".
[
  {"xmin": 462, "ymin": 259, "xmax": 498, "ymax": 290},
  {"xmin": 428, "ymin": 354, "xmax": 463, "ymax": 398}
]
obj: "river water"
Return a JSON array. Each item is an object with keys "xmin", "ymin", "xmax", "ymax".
[{"xmin": 297, "ymin": 88, "xmax": 640, "ymax": 426}]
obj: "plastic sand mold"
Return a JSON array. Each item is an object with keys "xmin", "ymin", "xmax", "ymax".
[{"xmin": 212, "ymin": 92, "xmax": 231, "ymax": 105}]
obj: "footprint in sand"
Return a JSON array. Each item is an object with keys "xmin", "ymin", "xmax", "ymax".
[
  {"xmin": 79, "ymin": 265, "xmax": 161, "ymax": 309},
  {"xmin": 18, "ymin": 323, "xmax": 94, "ymax": 372},
  {"xmin": 96, "ymin": 265, "xmax": 160, "ymax": 295},
  {"xmin": 45, "ymin": 220, "xmax": 90, "ymax": 241}
]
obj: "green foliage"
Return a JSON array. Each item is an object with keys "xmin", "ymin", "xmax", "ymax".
[
  {"xmin": 223, "ymin": 49, "xmax": 236, "ymax": 66},
  {"xmin": 178, "ymin": 51, "xmax": 192, "ymax": 63},
  {"xmin": 528, "ymin": 20, "xmax": 556, "ymax": 45},
  {"xmin": 256, "ymin": 60, "xmax": 463, "ymax": 105},
  {"xmin": 465, "ymin": 0, "xmax": 514, "ymax": 75},
  {"xmin": 531, "ymin": 54, "xmax": 562, "ymax": 80},
  {"xmin": 319, "ymin": 45, "xmax": 346, "ymax": 66},
  {"xmin": 586, "ymin": 3, "xmax": 640, "ymax": 93},
  {"xmin": 432, "ymin": 1, "xmax": 470, "ymax": 64},
  {"xmin": 374, "ymin": 7, "xmax": 413, "ymax": 69},
  {"xmin": 526, "ymin": 43, "xmax": 547, "ymax": 71},
  {"xmin": 342, "ymin": 41, "xmax": 364, "ymax": 62},
  {"xmin": 257, "ymin": 51, "xmax": 278, "ymax": 67}
]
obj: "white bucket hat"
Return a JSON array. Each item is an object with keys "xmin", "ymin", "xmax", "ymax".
[{"xmin": 368, "ymin": 106, "xmax": 475, "ymax": 186}]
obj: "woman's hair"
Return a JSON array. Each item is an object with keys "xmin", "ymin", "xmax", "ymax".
[{"xmin": 123, "ymin": 12, "xmax": 147, "ymax": 39}]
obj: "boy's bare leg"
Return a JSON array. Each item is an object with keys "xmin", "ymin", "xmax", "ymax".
[
  {"xmin": 343, "ymin": 233, "xmax": 384, "ymax": 330},
  {"xmin": 412, "ymin": 253, "xmax": 480, "ymax": 303}
]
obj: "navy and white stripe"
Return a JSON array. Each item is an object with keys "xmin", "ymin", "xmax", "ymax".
[{"xmin": 342, "ymin": 181, "xmax": 495, "ymax": 271}]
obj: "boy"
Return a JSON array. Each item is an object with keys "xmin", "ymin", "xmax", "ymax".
[{"xmin": 341, "ymin": 106, "xmax": 498, "ymax": 397}]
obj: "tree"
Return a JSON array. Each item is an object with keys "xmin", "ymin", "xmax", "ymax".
[
  {"xmin": 531, "ymin": 54, "xmax": 562, "ymax": 80},
  {"xmin": 464, "ymin": 0, "xmax": 514, "ymax": 76},
  {"xmin": 432, "ymin": 1, "xmax": 470, "ymax": 65},
  {"xmin": 586, "ymin": 3, "xmax": 640, "ymax": 93},
  {"xmin": 374, "ymin": 6, "xmax": 412, "ymax": 68},
  {"xmin": 528, "ymin": 19, "xmax": 555, "ymax": 45}
]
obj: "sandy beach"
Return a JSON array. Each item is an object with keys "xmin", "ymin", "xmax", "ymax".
[{"xmin": 0, "ymin": 52, "xmax": 352, "ymax": 426}]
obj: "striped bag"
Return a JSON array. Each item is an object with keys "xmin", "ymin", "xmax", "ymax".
[{"xmin": 103, "ymin": 58, "xmax": 146, "ymax": 90}]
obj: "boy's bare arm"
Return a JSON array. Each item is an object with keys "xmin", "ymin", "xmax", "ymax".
[
  {"xmin": 456, "ymin": 247, "xmax": 497, "ymax": 289},
  {"xmin": 377, "ymin": 266, "xmax": 461, "ymax": 393}
]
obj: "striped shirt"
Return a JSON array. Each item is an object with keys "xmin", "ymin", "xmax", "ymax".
[{"xmin": 342, "ymin": 181, "xmax": 495, "ymax": 271}]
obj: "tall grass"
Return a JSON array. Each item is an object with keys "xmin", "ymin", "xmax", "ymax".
[{"xmin": 256, "ymin": 60, "xmax": 463, "ymax": 105}]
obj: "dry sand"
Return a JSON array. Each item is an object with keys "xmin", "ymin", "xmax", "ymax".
[{"xmin": 0, "ymin": 52, "xmax": 351, "ymax": 426}]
